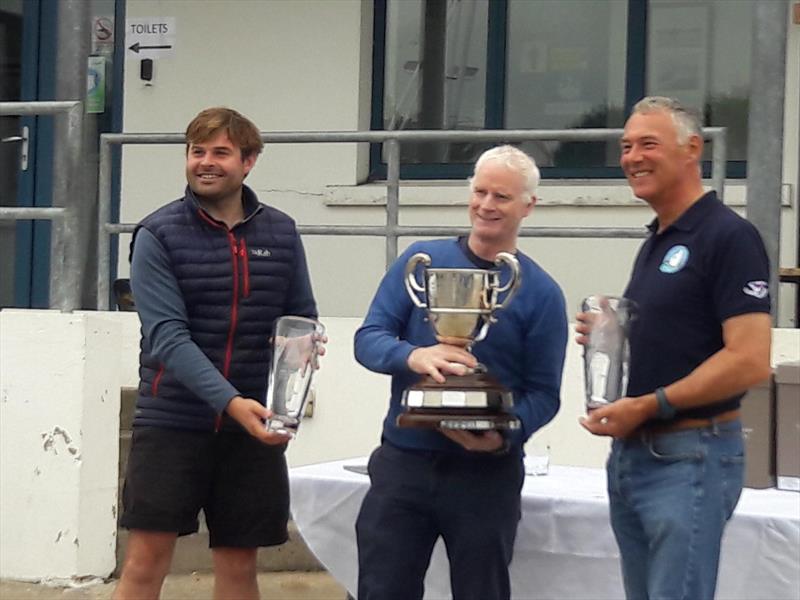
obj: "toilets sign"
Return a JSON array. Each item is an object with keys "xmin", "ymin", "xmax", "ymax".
[{"xmin": 125, "ymin": 17, "xmax": 176, "ymax": 59}]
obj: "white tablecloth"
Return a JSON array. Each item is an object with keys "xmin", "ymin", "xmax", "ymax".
[{"xmin": 290, "ymin": 458, "xmax": 800, "ymax": 600}]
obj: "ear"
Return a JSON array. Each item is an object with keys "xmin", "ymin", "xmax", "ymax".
[
  {"xmin": 524, "ymin": 195, "xmax": 537, "ymax": 216},
  {"xmin": 242, "ymin": 154, "xmax": 257, "ymax": 177},
  {"xmin": 686, "ymin": 133, "xmax": 704, "ymax": 162}
]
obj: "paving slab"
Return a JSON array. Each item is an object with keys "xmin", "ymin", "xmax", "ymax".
[{"xmin": 0, "ymin": 572, "xmax": 348, "ymax": 600}]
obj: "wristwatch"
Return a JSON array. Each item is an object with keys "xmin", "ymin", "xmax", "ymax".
[{"xmin": 655, "ymin": 387, "xmax": 677, "ymax": 420}]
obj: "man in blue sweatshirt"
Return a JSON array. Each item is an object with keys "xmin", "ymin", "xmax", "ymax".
[
  {"xmin": 354, "ymin": 145, "xmax": 568, "ymax": 600},
  {"xmin": 114, "ymin": 107, "xmax": 319, "ymax": 600}
]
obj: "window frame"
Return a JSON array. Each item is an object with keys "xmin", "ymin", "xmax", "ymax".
[{"xmin": 368, "ymin": 0, "xmax": 746, "ymax": 181}]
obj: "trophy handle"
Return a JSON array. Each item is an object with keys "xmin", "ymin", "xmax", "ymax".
[
  {"xmin": 492, "ymin": 252, "xmax": 521, "ymax": 310},
  {"xmin": 404, "ymin": 252, "xmax": 431, "ymax": 308}
]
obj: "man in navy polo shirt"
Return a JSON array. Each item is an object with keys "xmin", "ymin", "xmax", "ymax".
[{"xmin": 577, "ymin": 96, "xmax": 772, "ymax": 600}]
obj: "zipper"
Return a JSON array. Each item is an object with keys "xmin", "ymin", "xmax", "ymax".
[
  {"xmin": 196, "ymin": 208, "xmax": 244, "ymax": 433},
  {"xmin": 239, "ymin": 238, "xmax": 250, "ymax": 298},
  {"xmin": 152, "ymin": 365, "xmax": 165, "ymax": 396},
  {"xmin": 223, "ymin": 231, "xmax": 240, "ymax": 380}
]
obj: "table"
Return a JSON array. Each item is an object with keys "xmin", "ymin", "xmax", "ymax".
[{"xmin": 290, "ymin": 458, "xmax": 800, "ymax": 600}]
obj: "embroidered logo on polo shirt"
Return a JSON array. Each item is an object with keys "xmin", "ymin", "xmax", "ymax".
[
  {"xmin": 743, "ymin": 280, "xmax": 768, "ymax": 299},
  {"xmin": 250, "ymin": 248, "xmax": 271, "ymax": 258},
  {"xmin": 659, "ymin": 245, "xmax": 689, "ymax": 273}
]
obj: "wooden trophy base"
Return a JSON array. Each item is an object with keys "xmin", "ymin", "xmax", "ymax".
[{"xmin": 397, "ymin": 372, "xmax": 520, "ymax": 430}]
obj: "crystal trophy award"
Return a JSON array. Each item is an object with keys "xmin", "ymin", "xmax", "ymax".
[
  {"xmin": 399, "ymin": 252, "xmax": 522, "ymax": 430},
  {"xmin": 581, "ymin": 295, "xmax": 636, "ymax": 410},
  {"xmin": 265, "ymin": 315, "xmax": 325, "ymax": 435}
]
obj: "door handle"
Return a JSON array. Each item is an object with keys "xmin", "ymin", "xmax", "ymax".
[{"xmin": 1, "ymin": 126, "xmax": 29, "ymax": 171}]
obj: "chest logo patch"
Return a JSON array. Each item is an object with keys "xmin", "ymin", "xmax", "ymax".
[
  {"xmin": 250, "ymin": 247, "xmax": 271, "ymax": 258},
  {"xmin": 659, "ymin": 245, "xmax": 690, "ymax": 273},
  {"xmin": 743, "ymin": 280, "xmax": 768, "ymax": 299}
]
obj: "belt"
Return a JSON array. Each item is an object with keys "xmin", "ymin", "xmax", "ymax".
[{"xmin": 638, "ymin": 408, "xmax": 741, "ymax": 436}]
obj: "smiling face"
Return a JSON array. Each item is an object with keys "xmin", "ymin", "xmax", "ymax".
[
  {"xmin": 468, "ymin": 159, "xmax": 534, "ymax": 256},
  {"xmin": 185, "ymin": 131, "xmax": 256, "ymax": 206},
  {"xmin": 619, "ymin": 110, "xmax": 702, "ymax": 207}
]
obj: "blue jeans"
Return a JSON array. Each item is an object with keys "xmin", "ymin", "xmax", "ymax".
[
  {"xmin": 356, "ymin": 441, "xmax": 524, "ymax": 600},
  {"xmin": 607, "ymin": 419, "xmax": 744, "ymax": 600}
]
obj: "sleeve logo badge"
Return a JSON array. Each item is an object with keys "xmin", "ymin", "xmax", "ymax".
[{"xmin": 743, "ymin": 280, "xmax": 769, "ymax": 299}]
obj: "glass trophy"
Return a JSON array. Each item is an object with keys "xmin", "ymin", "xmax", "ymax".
[
  {"xmin": 265, "ymin": 315, "xmax": 325, "ymax": 435},
  {"xmin": 581, "ymin": 295, "xmax": 637, "ymax": 410}
]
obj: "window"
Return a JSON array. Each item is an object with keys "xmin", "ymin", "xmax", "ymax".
[{"xmin": 371, "ymin": 0, "xmax": 753, "ymax": 180}]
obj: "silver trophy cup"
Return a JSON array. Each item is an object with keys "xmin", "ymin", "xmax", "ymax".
[
  {"xmin": 265, "ymin": 315, "xmax": 325, "ymax": 435},
  {"xmin": 400, "ymin": 251, "xmax": 521, "ymax": 430},
  {"xmin": 581, "ymin": 295, "xmax": 636, "ymax": 410}
]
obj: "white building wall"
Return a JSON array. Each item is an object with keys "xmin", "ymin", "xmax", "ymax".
[{"xmin": 119, "ymin": 0, "xmax": 799, "ymax": 326}]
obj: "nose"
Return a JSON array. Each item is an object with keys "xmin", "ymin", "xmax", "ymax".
[
  {"xmin": 476, "ymin": 193, "xmax": 497, "ymax": 210},
  {"xmin": 198, "ymin": 151, "xmax": 214, "ymax": 167}
]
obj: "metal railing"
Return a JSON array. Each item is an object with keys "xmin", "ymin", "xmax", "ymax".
[
  {"xmin": 97, "ymin": 128, "xmax": 727, "ymax": 310},
  {"xmin": 0, "ymin": 100, "xmax": 84, "ymax": 311}
]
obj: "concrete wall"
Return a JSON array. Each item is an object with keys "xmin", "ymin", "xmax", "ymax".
[
  {"xmin": 95, "ymin": 312, "xmax": 800, "ymax": 470},
  {"xmin": 0, "ymin": 310, "xmax": 120, "ymax": 582},
  {"xmin": 116, "ymin": 0, "xmax": 800, "ymax": 326}
]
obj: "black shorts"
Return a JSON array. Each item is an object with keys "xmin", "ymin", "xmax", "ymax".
[{"xmin": 120, "ymin": 426, "xmax": 289, "ymax": 548}]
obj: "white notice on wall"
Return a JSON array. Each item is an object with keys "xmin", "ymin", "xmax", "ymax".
[{"xmin": 125, "ymin": 17, "xmax": 176, "ymax": 60}]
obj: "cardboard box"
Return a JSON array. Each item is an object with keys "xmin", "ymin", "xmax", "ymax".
[
  {"xmin": 740, "ymin": 375, "xmax": 775, "ymax": 489},
  {"xmin": 775, "ymin": 361, "xmax": 800, "ymax": 492}
]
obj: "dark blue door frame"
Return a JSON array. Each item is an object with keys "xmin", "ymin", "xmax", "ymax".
[
  {"xmin": 14, "ymin": 0, "xmax": 58, "ymax": 308},
  {"xmin": 14, "ymin": 0, "xmax": 126, "ymax": 308},
  {"xmin": 13, "ymin": 0, "xmax": 40, "ymax": 307}
]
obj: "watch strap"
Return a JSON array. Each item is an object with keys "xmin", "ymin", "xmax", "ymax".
[{"xmin": 655, "ymin": 386, "xmax": 677, "ymax": 420}]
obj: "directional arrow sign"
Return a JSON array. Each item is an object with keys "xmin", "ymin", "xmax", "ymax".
[
  {"xmin": 125, "ymin": 17, "xmax": 176, "ymax": 60},
  {"xmin": 129, "ymin": 42, "xmax": 173, "ymax": 53}
]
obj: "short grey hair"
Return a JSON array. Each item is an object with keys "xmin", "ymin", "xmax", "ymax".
[
  {"xmin": 470, "ymin": 145, "xmax": 540, "ymax": 196},
  {"xmin": 631, "ymin": 96, "xmax": 703, "ymax": 145}
]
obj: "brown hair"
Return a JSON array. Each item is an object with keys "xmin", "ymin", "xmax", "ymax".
[{"xmin": 185, "ymin": 107, "xmax": 263, "ymax": 159}]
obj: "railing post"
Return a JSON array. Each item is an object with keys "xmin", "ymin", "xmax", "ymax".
[
  {"xmin": 710, "ymin": 129, "xmax": 726, "ymax": 201},
  {"xmin": 97, "ymin": 136, "xmax": 113, "ymax": 310},
  {"xmin": 384, "ymin": 138, "xmax": 401, "ymax": 269},
  {"xmin": 50, "ymin": 101, "xmax": 84, "ymax": 312}
]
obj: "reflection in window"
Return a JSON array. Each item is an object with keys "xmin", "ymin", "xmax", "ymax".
[
  {"xmin": 506, "ymin": 0, "xmax": 628, "ymax": 169},
  {"xmin": 647, "ymin": 0, "xmax": 754, "ymax": 161},
  {"xmin": 382, "ymin": 0, "xmax": 488, "ymax": 164},
  {"xmin": 374, "ymin": 0, "xmax": 756, "ymax": 178}
]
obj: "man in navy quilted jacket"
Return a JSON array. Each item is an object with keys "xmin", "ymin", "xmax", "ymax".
[{"xmin": 114, "ymin": 107, "xmax": 318, "ymax": 600}]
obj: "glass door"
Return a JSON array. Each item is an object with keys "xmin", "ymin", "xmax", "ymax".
[{"xmin": 0, "ymin": 0, "xmax": 28, "ymax": 307}]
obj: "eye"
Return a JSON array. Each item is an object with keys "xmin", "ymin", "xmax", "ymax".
[{"xmin": 473, "ymin": 189, "xmax": 487, "ymax": 197}]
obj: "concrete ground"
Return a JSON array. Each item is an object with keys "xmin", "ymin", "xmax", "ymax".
[{"xmin": 0, "ymin": 572, "xmax": 348, "ymax": 600}]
